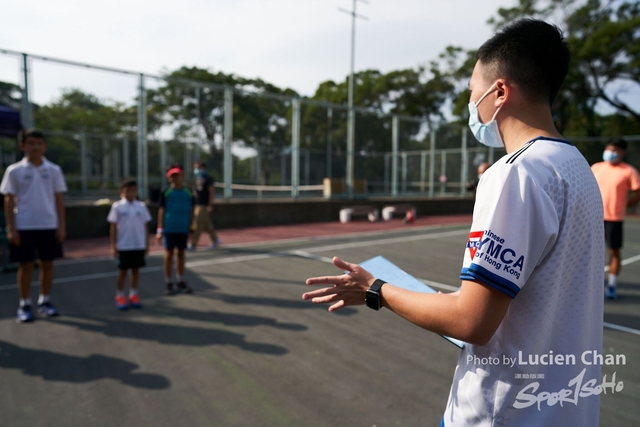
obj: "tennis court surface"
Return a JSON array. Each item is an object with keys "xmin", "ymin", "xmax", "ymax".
[{"xmin": 0, "ymin": 217, "xmax": 638, "ymax": 427}]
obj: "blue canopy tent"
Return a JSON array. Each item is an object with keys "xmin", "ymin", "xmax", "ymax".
[{"xmin": 0, "ymin": 105, "xmax": 22, "ymax": 138}]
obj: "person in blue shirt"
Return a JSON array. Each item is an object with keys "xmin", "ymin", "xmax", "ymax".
[{"xmin": 155, "ymin": 165, "xmax": 195, "ymax": 295}]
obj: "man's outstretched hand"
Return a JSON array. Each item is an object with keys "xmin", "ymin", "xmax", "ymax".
[{"xmin": 302, "ymin": 257, "xmax": 375, "ymax": 312}]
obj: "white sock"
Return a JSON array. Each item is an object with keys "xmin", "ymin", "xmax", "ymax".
[
  {"xmin": 20, "ymin": 298, "xmax": 32, "ymax": 307},
  {"xmin": 165, "ymin": 276, "xmax": 172, "ymax": 284},
  {"xmin": 608, "ymin": 274, "xmax": 618, "ymax": 288},
  {"xmin": 116, "ymin": 291, "xmax": 125, "ymax": 297},
  {"xmin": 129, "ymin": 289, "xmax": 137, "ymax": 296},
  {"xmin": 38, "ymin": 294, "xmax": 50, "ymax": 305}
]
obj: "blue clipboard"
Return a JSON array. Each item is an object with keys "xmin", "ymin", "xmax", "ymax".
[{"xmin": 359, "ymin": 255, "xmax": 465, "ymax": 349}]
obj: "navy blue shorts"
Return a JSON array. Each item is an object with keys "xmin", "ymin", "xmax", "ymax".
[
  {"xmin": 163, "ymin": 233, "xmax": 188, "ymax": 250},
  {"xmin": 9, "ymin": 229, "xmax": 63, "ymax": 263},
  {"xmin": 117, "ymin": 250, "xmax": 146, "ymax": 270}
]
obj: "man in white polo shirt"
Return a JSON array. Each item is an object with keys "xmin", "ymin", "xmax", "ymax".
[
  {"xmin": 303, "ymin": 19, "xmax": 604, "ymax": 426},
  {"xmin": 0, "ymin": 129, "xmax": 67, "ymax": 323}
]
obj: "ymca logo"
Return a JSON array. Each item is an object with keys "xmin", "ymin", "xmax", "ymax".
[{"xmin": 466, "ymin": 231, "xmax": 484, "ymax": 260}]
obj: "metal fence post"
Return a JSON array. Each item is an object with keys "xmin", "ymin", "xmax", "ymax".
[
  {"xmin": 113, "ymin": 147, "xmax": 120, "ymax": 186},
  {"xmin": 80, "ymin": 132, "xmax": 87, "ymax": 193},
  {"xmin": 420, "ymin": 150, "xmax": 427, "ymax": 193},
  {"xmin": 401, "ymin": 152, "xmax": 408, "ymax": 194},
  {"xmin": 346, "ymin": 110, "xmax": 354, "ymax": 198},
  {"xmin": 255, "ymin": 145, "xmax": 262, "ymax": 185},
  {"xmin": 429, "ymin": 127, "xmax": 436, "ymax": 198},
  {"xmin": 461, "ymin": 128, "xmax": 468, "ymax": 196},
  {"xmin": 123, "ymin": 137, "xmax": 130, "ymax": 178},
  {"xmin": 20, "ymin": 53, "xmax": 34, "ymax": 129},
  {"xmin": 384, "ymin": 153, "xmax": 390, "ymax": 195},
  {"xmin": 326, "ymin": 107, "xmax": 333, "ymax": 179},
  {"xmin": 223, "ymin": 87, "xmax": 233, "ymax": 199},
  {"xmin": 160, "ymin": 139, "xmax": 167, "ymax": 180},
  {"xmin": 440, "ymin": 151, "xmax": 447, "ymax": 195},
  {"xmin": 102, "ymin": 137, "xmax": 109, "ymax": 188},
  {"xmin": 391, "ymin": 115, "xmax": 399, "ymax": 197},
  {"xmin": 137, "ymin": 74, "xmax": 147, "ymax": 200},
  {"xmin": 291, "ymin": 97, "xmax": 301, "ymax": 198},
  {"xmin": 304, "ymin": 149, "xmax": 310, "ymax": 186}
]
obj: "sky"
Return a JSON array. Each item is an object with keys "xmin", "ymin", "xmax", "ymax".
[{"xmin": 0, "ymin": 0, "xmax": 512, "ymax": 106}]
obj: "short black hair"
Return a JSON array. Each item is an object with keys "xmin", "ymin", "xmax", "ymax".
[
  {"xmin": 477, "ymin": 19, "xmax": 570, "ymax": 104},
  {"xmin": 194, "ymin": 161, "xmax": 207, "ymax": 168},
  {"xmin": 607, "ymin": 137, "xmax": 628, "ymax": 151},
  {"xmin": 119, "ymin": 178, "xmax": 138, "ymax": 191},
  {"xmin": 19, "ymin": 129, "xmax": 46, "ymax": 143}
]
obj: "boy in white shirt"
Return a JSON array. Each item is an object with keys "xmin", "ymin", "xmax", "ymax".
[
  {"xmin": 107, "ymin": 178, "xmax": 152, "ymax": 310},
  {"xmin": 0, "ymin": 129, "xmax": 67, "ymax": 323}
]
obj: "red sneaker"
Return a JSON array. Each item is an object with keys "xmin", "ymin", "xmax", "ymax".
[
  {"xmin": 128, "ymin": 294, "xmax": 142, "ymax": 308},
  {"xmin": 115, "ymin": 295, "xmax": 128, "ymax": 310}
]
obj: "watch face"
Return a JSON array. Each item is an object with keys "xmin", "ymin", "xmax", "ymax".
[{"xmin": 366, "ymin": 289, "xmax": 381, "ymax": 310}]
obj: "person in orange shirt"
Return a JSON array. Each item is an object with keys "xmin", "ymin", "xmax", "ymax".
[{"xmin": 591, "ymin": 137, "xmax": 640, "ymax": 299}]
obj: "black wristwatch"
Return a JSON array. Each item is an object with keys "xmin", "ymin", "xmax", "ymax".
[{"xmin": 366, "ymin": 279, "xmax": 386, "ymax": 311}]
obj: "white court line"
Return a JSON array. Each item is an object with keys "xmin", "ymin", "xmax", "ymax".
[
  {"xmin": 0, "ymin": 253, "xmax": 277, "ymax": 291},
  {"xmin": 603, "ymin": 322, "xmax": 640, "ymax": 336},
  {"xmin": 293, "ymin": 250, "xmax": 461, "ymax": 292},
  {"xmin": 305, "ymin": 228, "xmax": 469, "ymax": 253},
  {"xmin": 604, "ymin": 253, "xmax": 640, "ymax": 272}
]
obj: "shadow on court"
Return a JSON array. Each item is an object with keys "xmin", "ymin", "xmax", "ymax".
[
  {"xmin": 197, "ymin": 291, "xmax": 358, "ymax": 316},
  {"xmin": 0, "ymin": 340, "xmax": 170, "ymax": 389},
  {"xmin": 53, "ymin": 317, "xmax": 290, "ymax": 355}
]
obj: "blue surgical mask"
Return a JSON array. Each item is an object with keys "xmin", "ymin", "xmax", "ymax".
[
  {"xmin": 468, "ymin": 83, "xmax": 504, "ymax": 148},
  {"xmin": 603, "ymin": 150, "xmax": 618, "ymax": 162},
  {"xmin": 194, "ymin": 168, "xmax": 204, "ymax": 177}
]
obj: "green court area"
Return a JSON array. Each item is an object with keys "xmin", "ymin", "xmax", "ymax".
[{"xmin": 0, "ymin": 220, "xmax": 638, "ymax": 426}]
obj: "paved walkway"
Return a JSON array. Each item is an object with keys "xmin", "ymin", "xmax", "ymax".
[{"xmin": 62, "ymin": 214, "xmax": 473, "ymax": 259}]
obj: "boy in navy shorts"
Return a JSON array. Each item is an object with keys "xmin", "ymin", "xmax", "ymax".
[
  {"xmin": 155, "ymin": 165, "xmax": 195, "ymax": 295},
  {"xmin": 107, "ymin": 178, "xmax": 152, "ymax": 310},
  {"xmin": 0, "ymin": 129, "xmax": 67, "ymax": 323}
]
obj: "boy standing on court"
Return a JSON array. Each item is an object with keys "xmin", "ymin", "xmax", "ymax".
[
  {"xmin": 0, "ymin": 129, "xmax": 67, "ymax": 323},
  {"xmin": 187, "ymin": 161, "xmax": 221, "ymax": 250},
  {"xmin": 156, "ymin": 165, "xmax": 195, "ymax": 295},
  {"xmin": 107, "ymin": 178, "xmax": 152, "ymax": 310}
]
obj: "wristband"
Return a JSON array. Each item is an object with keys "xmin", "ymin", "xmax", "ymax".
[{"xmin": 156, "ymin": 228, "xmax": 163, "ymax": 234}]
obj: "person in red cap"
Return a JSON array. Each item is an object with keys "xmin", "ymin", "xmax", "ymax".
[{"xmin": 155, "ymin": 164, "xmax": 195, "ymax": 295}]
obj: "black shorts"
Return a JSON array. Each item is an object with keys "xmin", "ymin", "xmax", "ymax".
[
  {"xmin": 117, "ymin": 250, "xmax": 146, "ymax": 270},
  {"xmin": 604, "ymin": 221, "xmax": 623, "ymax": 250},
  {"xmin": 163, "ymin": 233, "xmax": 188, "ymax": 251},
  {"xmin": 9, "ymin": 229, "xmax": 63, "ymax": 264}
]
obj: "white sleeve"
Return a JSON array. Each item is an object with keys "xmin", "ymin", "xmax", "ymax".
[
  {"xmin": 0, "ymin": 166, "xmax": 16, "ymax": 195},
  {"xmin": 107, "ymin": 204, "xmax": 118, "ymax": 223},
  {"xmin": 142, "ymin": 204, "xmax": 152, "ymax": 223},
  {"xmin": 53, "ymin": 166, "xmax": 68, "ymax": 193},
  {"xmin": 460, "ymin": 163, "xmax": 559, "ymax": 298}
]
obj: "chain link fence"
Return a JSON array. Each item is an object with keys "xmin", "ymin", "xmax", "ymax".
[{"xmin": 1, "ymin": 49, "xmax": 638, "ymax": 202}]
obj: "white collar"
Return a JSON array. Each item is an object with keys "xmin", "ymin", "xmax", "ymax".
[{"xmin": 20, "ymin": 157, "xmax": 49, "ymax": 168}]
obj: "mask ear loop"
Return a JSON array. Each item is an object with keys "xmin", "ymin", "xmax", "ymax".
[
  {"xmin": 490, "ymin": 105, "xmax": 502, "ymax": 121},
  {"xmin": 475, "ymin": 82, "xmax": 498, "ymax": 106}
]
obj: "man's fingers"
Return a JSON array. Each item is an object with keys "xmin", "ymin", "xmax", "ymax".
[
  {"xmin": 328, "ymin": 300, "xmax": 346, "ymax": 312},
  {"xmin": 306, "ymin": 275, "xmax": 346, "ymax": 286},
  {"xmin": 333, "ymin": 257, "xmax": 356, "ymax": 272},
  {"xmin": 302, "ymin": 287, "xmax": 339, "ymax": 300}
]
